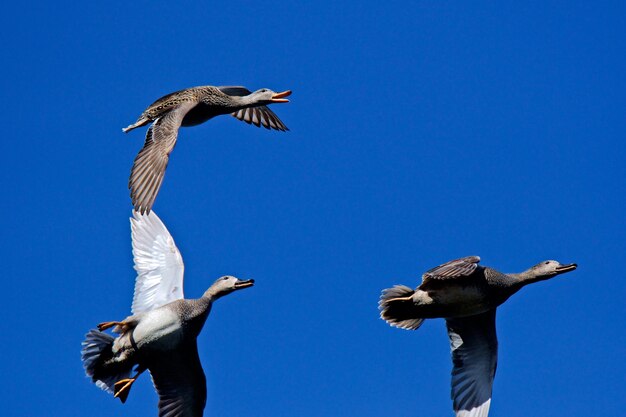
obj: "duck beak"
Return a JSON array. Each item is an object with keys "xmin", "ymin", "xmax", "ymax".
[
  {"xmin": 271, "ymin": 90, "xmax": 292, "ymax": 103},
  {"xmin": 555, "ymin": 263, "xmax": 577, "ymax": 274},
  {"xmin": 234, "ymin": 279, "xmax": 255, "ymax": 289}
]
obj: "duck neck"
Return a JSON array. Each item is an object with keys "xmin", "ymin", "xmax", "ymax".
[
  {"xmin": 183, "ymin": 296, "xmax": 213, "ymax": 336},
  {"xmin": 229, "ymin": 94, "xmax": 256, "ymax": 109},
  {"xmin": 192, "ymin": 294, "xmax": 213, "ymax": 314},
  {"xmin": 509, "ymin": 269, "xmax": 550, "ymax": 288},
  {"xmin": 201, "ymin": 287, "xmax": 219, "ymax": 302}
]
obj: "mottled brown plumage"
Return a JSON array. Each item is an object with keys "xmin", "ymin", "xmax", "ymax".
[{"xmin": 124, "ymin": 85, "xmax": 291, "ymax": 214}]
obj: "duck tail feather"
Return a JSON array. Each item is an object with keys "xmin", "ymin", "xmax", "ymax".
[
  {"xmin": 379, "ymin": 285, "xmax": 425, "ymax": 330},
  {"xmin": 81, "ymin": 330, "xmax": 133, "ymax": 396}
]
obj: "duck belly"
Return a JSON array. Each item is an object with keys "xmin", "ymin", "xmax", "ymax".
[
  {"xmin": 132, "ymin": 308, "xmax": 184, "ymax": 352},
  {"xmin": 181, "ymin": 103, "xmax": 225, "ymax": 126},
  {"xmin": 428, "ymin": 285, "xmax": 493, "ymax": 318}
]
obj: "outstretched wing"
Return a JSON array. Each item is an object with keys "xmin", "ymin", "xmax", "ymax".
[
  {"xmin": 218, "ymin": 86, "xmax": 289, "ymax": 131},
  {"xmin": 150, "ymin": 341, "xmax": 207, "ymax": 417},
  {"xmin": 422, "ymin": 256, "xmax": 481, "ymax": 284},
  {"xmin": 129, "ymin": 101, "xmax": 197, "ymax": 214},
  {"xmin": 446, "ymin": 310, "xmax": 498, "ymax": 417},
  {"xmin": 130, "ymin": 211, "xmax": 185, "ymax": 314}
]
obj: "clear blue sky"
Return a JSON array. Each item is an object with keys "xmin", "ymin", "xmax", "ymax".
[{"xmin": 1, "ymin": 1, "xmax": 624, "ymax": 416}]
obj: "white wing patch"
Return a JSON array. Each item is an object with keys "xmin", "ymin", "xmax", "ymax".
[{"xmin": 130, "ymin": 211, "xmax": 185, "ymax": 314}]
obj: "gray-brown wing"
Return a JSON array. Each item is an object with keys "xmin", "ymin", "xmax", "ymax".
[
  {"xmin": 232, "ymin": 106, "xmax": 289, "ymax": 131},
  {"xmin": 129, "ymin": 101, "xmax": 197, "ymax": 214},
  {"xmin": 149, "ymin": 341, "xmax": 207, "ymax": 417},
  {"xmin": 422, "ymin": 256, "xmax": 481, "ymax": 284},
  {"xmin": 218, "ymin": 86, "xmax": 289, "ymax": 131},
  {"xmin": 446, "ymin": 310, "xmax": 497, "ymax": 417}
]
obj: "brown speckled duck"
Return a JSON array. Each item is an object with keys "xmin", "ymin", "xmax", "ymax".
[
  {"xmin": 123, "ymin": 85, "xmax": 291, "ymax": 214},
  {"xmin": 379, "ymin": 256, "xmax": 577, "ymax": 417}
]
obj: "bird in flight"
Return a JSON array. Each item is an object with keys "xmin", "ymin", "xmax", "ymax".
[
  {"xmin": 379, "ymin": 255, "xmax": 577, "ymax": 417},
  {"xmin": 123, "ymin": 85, "xmax": 291, "ymax": 214},
  {"xmin": 81, "ymin": 211, "xmax": 254, "ymax": 416}
]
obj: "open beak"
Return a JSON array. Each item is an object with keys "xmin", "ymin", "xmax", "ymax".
[
  {"xmin": 271, "ymin": 90, "xmax": 292, "ymax": 103},
  {"xmin": 555, "ymin": 263, "xmax": 577, "ymax": 274},
  {"xmin": 234, "ymin": 279, "xmax": 255, "ymax": 289}
]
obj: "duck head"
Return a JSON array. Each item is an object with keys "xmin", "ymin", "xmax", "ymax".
[
  {"xmin": 524, "ymin": 260, "xmax": 577, "ymax": 283},
  {"xmin": 250, "ymin": 88, "xmax": 292, "ymax": 104},
  {"xmin": 205, "ymin": 275, "xmax": 255, "ymax": 300},
  {"xmin": 532, "ymin": 260, "xmax": 577, "ymax": 275}
]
